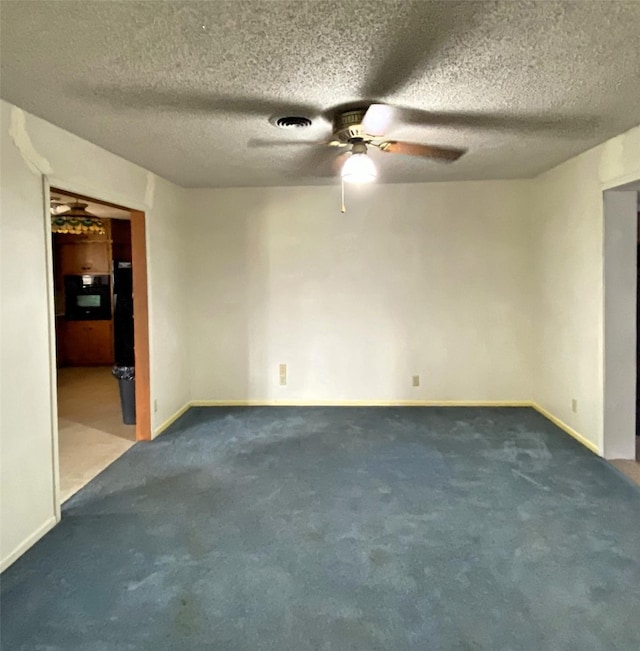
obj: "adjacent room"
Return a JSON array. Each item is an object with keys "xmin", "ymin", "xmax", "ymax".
[
  {"xmin": 1, "ymin": 1, "xmax": 639, "ymax": 649},
  {"xmin": 51, "ymin": 192, "xmax": 138, "ymax": 501}
]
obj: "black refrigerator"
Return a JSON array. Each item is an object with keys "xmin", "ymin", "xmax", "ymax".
[{"xmin": 113, "ymin": 261, "xmax": 134, "ymax": 366}]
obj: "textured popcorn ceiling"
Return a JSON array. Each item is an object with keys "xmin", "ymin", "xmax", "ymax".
[{"xmin": 1, "ymin": 0, "xmax": 640, "ymax": 187}]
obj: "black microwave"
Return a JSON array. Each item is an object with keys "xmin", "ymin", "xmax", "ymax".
[{"xmin": 64, "ymin": 275, "xmax": 112, "ymax": 320}]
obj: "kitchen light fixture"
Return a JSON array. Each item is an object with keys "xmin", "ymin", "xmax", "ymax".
[
  {"xmin": 341, "ymin": 140, "xmax": 377, "ymax": 184},
  {"xmin": 51, "ymin": 200, "xmax": 106, "ymax": 235}
]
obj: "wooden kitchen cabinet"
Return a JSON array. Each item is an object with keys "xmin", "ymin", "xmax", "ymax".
[
  {"xmin": 60, "ymin": 320, "xmax": 114, "ymax": 366},
  {"xmin": 58, "ymin": 241, "xmax": 111, "ymax": 275},
  {"xmin": 55, "ymin": 221, "xmax": 112, "ymax": 275}
]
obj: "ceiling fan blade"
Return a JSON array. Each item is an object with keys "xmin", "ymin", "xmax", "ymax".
[
  {"xmin": 377, "ymin": 141, "xmax": 465, "ymax": 162},
  {"xmin": 75, "ymin": 84, "xmax": 321, "ymax": 119},
  {"xmin": 247, "ymin": 138, "xmax": 330, "ymax": 148},
  {"xmin": 361, "ymin": 2, "xmax": 484, "ymax": 98},
  {"xmin": 361, "ymin": 104, "xmax": 395, "ymax": 137},
  {"xmin": 293, "ymin": 147, "xmax": 346, "ymax": 178},
  {"xmin": 391, "ymin": 106, "xmax": 599, "ymax": 136}
]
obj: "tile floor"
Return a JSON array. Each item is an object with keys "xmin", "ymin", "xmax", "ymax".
[{"xmin": 57, "ymin": 366, "xmax": 135, "ymax": 502}]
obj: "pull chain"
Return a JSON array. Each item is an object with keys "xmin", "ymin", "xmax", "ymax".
[{"xmin": 341, "ymin": 177, "xmax": 346, "ymax": 213}]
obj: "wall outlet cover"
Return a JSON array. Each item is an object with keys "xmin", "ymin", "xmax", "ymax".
[{"xmin": 412, "ymin": 375, "xmax": 420, "ymax": 387}]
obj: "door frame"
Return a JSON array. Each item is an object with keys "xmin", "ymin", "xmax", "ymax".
[
  {"xmin": 48, "ymin": 185, "xmax": 152, "ymax": 443},
  {"xmin": 602, "ymin": 184, "xmax": 639, "ymax": 459},
  {"xmin": 130, "ymin": 208, "xmax": 152, "ymax": 442}
]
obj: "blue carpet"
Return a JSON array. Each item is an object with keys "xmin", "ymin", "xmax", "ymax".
[{"xmin": 2, "ymin": 407, "xmax": 639, "ymax": 650}]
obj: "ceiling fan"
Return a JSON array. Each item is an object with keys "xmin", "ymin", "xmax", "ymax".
[{"xmin": 264, "ymin": 103, "xmax": 466, "ymax": 185}]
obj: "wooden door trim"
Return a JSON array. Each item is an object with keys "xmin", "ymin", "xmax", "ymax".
[{"xmin": 130, "ymin": 210, "xmax": 151, "ymax": 441}]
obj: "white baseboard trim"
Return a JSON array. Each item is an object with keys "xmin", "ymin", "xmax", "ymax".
[
  {"xmin": 190, "ymin": 399, "xmax": 532, "ymax": 408},
  {"xmin": 154, "ymin": 402, "xmax": 191, "ymax": 438},
  {"xmin": 1, "ymin": 516, "xmax": 57, "ymax": 573},
  {"xmin": 531, "ymin": 402, "xmax": 599, "ymax": 455}
]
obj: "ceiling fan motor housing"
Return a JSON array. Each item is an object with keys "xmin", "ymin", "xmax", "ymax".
[{"xmin": 333, "ymin": 108, "xmax": 369, "ymax": 143}]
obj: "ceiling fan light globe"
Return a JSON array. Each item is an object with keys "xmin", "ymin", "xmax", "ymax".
[{"xmin": 341, "ymin": 152, "xmax": 377, "ymax": 184}]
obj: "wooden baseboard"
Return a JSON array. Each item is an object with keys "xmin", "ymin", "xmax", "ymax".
[
  {"xmin": 1, "ymin": 516, "xmax": 57, "ymax": 572},
  {"xmin": 189, "ymin": 399, "xmax": 532, "ymax": 408},
  {"xmin": 153, "ymin": 402, "xmax": 191, "ymax": 438},
  {"xmin": 158, "ymin": 399, "xmax": 599, "ymax": 456},
  {"xmin": 531, "ymin": 402, "xmax": 599, "ymax": 454}
]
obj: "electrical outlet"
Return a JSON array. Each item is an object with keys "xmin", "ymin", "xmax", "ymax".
[
  {"xmin": 412, "ymin": 375, "xmax": 420, "ymax": 387},
  {"xmin": 279, "ymin": 364, "xmax": 287, "ymax": 386},
  {"xmin": 571, "ymin": 398, "xmax": 577, "ymax": 413},
  {"xmin": 154, "ymin": 399, "xmax": 158, "ymax": 413}
]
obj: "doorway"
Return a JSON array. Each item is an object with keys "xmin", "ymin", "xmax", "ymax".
[
  {"xmin": 49, "ymin": 188, "xmax": 150, "ymax": 502},
  {"xmin": 603, "ymin": 184, "xmax": 640, "ymax": 481}
]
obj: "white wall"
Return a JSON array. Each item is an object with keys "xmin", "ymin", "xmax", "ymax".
[
  {"xmin": 1, "ymin": 107, "xmax": 56, "ymax": 571},
  {"xmin": 530, "ymin": 125, "xmax": 640, "ymax": 453},
  {"xmin": 0, "ymin": 100, "xmax": 190, "ymax": 570},
  {"xmin": 187, "ymin": 182, "xmax": 533, "ymax": 403}
]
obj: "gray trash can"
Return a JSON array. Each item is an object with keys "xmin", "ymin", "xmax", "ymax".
[{"xmin": 112, "ymin": 366, "xmax": 136, "ymax": 425}]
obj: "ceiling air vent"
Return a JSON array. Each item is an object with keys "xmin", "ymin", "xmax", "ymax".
[{"xmin": 271, "ymin": 115, "xmax": 312, "ymax": 129}]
